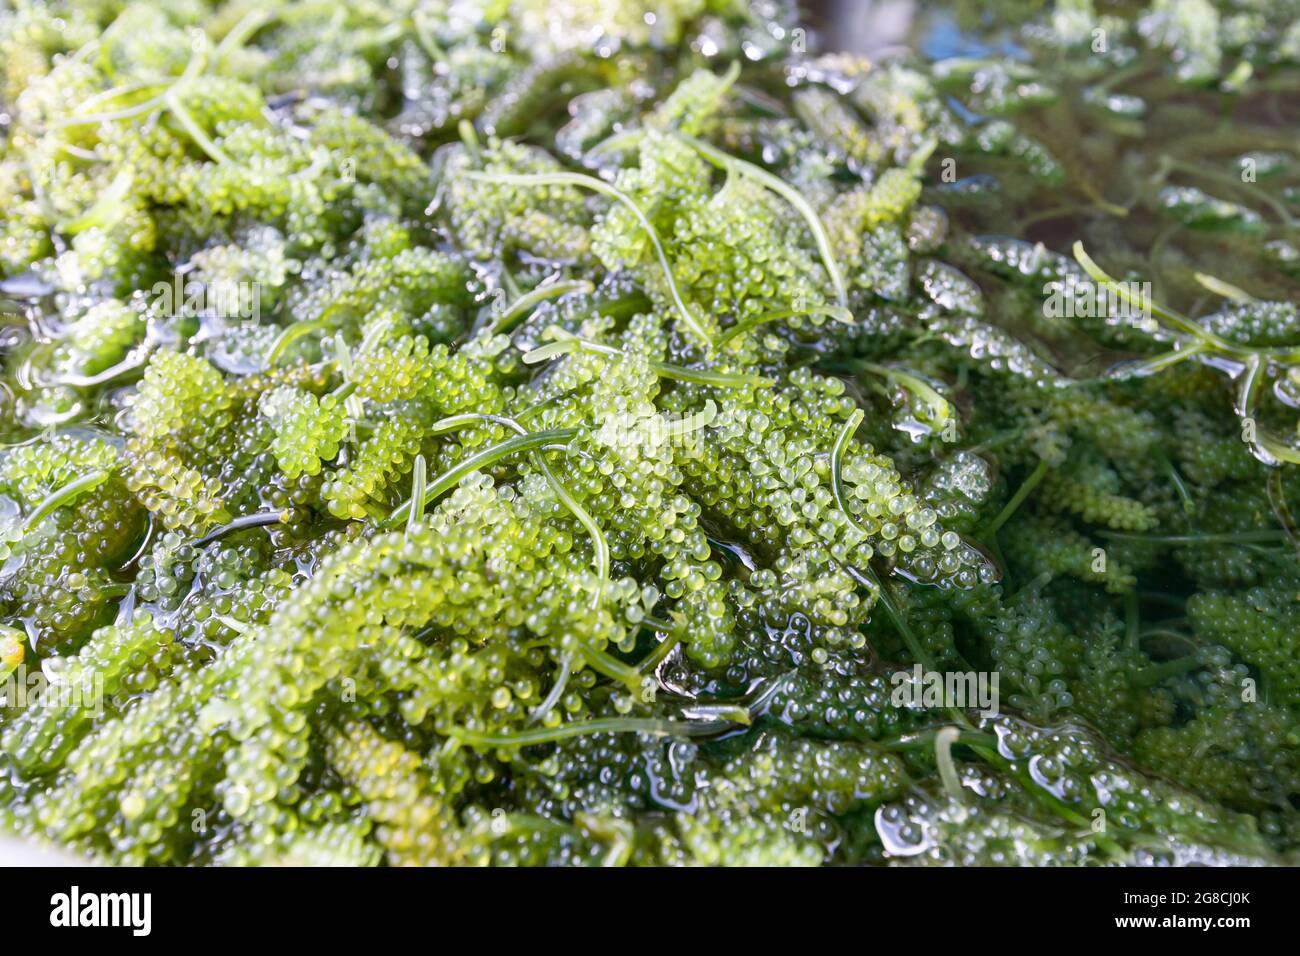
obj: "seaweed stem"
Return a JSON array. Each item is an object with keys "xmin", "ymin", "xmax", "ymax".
[{"xmin": 465, "ymin": 170, "xmax": 711, "ymax": 343}]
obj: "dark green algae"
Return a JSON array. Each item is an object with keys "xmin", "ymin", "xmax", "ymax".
[{"xmin": 0, "ymin": 0, "xmax": 1298, "ymax": 865}]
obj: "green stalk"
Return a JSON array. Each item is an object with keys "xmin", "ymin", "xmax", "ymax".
[
  {"xmin": 212, "ymin": 10, "xmax": 274, "ymax": 67},
  {"xmin": 488, "ymin": 279, "xmax": 594, "ymax": 336},
  {"xmin": 649, "ymin": 362, "xmax": 770, "ymax": 388},
  {"xmin": 1129, "ymin": 655, "xmax": 1204, "ymax": 689},
  {"xmin": 48, "ymin": 348, "xmax": 151, "ymax": 388},
  {"xmin": 191, "ymin": 510, "xmax": 288, "ymax": 547},
  {"xmin": 677, "ymin": 133, "xmax": 849, "ymax": 308},
  {"xmin": 529, "ymin": 653, "xmax": 572, "ymax": 722},
  {"xmin": 853, "ymin": 360, "xmax": 952, "ymax": 429},
  {"xmin": 1194, "ymin": 272, "xmax": 1255, "ymax": 302},
  {"xmin": 57, "ymin": 171, "xmax": 133, "ymax": 234},
  {"xmin": 448, "ymin": 715, "xmax": 737, "ymax": 748},
  {"xmin": 934, "ymin": 726, "xmax": 966, "ymax": 804},
  {"xmin": 165, "ymin": 88, "xmax": 231, "ymax": 164},
  {"xmin": 465, "ymin": 171, "xmax": 711, "ymax": 343},
  {"xmin": 406, "ymin": 454, "xmax": 427, "ymax": 535},
  {"xmin": 1073, "ymin": 242, "xmax": 1237, "ymax": 352},
  {"xmin": 1106, "ymin": 341, "xmax": 1207, "ymax": 380},
  {"xmin": 524, "ymin": 334, "xmax": 768, "ymax": 387},
  {"xmin": 1098, "ymin": 529, "xmax": 1284, "ymax": 545},
  {"xmin": 265, "ymin": 319, "xmax": 332, "ymax": 367},
  {"xmin": 577, "ymin": 645, "xmax": 641, "ymax": 691},
  {"xmin": 409, "ymin": 413, "xmax": 609, "ymax": 597},
  {"xmin": 1125, "ymin": 590, "xmax": 1140, "ymax": 651},
  {"xmin": 636, "ymin": 629, "xmax": 681, "ymax": 674},
  {"xmin": 383, "ymin": 428, "xmax": 577, "ymax": 528},
  {"xmin": 982, "ymin": 458, "xmax": 1049, "ymax": 538},
  {"xmin": 50, "ymin": 94, "xmax": 169, "ymax": 130},
  {"xmin": 1255, "ymin": 429, "xmax": 1300, "ymax": 467},
  {"xmin": 715, "ymin": 305, "xmax": 853, "ymax": 349},
  {"xmin": 23, "ymin": 469, "xmax": 110, "ymax": 531}
]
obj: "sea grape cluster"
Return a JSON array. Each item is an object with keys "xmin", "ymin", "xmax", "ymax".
[{"xmin": 0, "ymin": 0, "xmax": 1299, "ymax": 865}]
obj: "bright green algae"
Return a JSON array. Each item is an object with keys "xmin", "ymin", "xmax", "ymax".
[{"xmin": 0, "ymin": 0, "xmax": 1298, "ymax": 865}]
